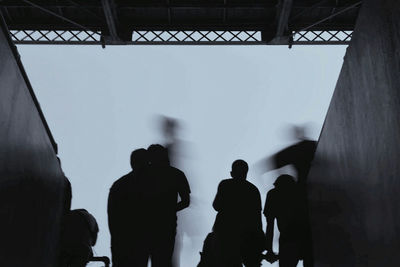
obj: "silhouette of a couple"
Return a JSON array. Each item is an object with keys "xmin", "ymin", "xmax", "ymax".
[{"xmin": 108, "ymin": 144, "xmax": 190, "ymax": 267}]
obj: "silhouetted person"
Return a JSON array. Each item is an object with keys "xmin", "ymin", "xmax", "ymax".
[
  {"xmin": 212, "ymin": 160, "xmax": 264, "ymax": 267},
  {"xmin": 264, "ymin": 175, "xmax": 310, "ymax": 267},
  {"xmin": 160, "ymin": 116, "xmax": 206, "ymax": 267},
  {"xmin": 256, "ymin": 126, "xmax": 316, "ymax": 266},
  {"xmin": 59, "ymin": 209, "xmax": 99, "ymax": 267},
  {"xmin": 108, "ymin": 148, "xmax": 149, "ymax": 267},
  {"xmin": 273, "ymin": 142, "xmax": 317, "ymax": 186},
  {"xmin": 138, "ymin": 144, "xmax": 191, "ymax": 267}
]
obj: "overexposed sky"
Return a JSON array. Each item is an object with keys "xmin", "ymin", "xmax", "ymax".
[{"xmin": 19, "ymin": 44, "xmax": 345, "ymax": 267}]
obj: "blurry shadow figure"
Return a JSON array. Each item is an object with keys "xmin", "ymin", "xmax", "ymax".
[
  {"xmin": 257, "ymin": 125, "xmax": 317, "ymax": 186},
  {"xmin": 161, "ymin": 117, "xmax": 183, "ymax": 267},
  {"xmin": 256, "ymin": 125, "xmax": 316, "ymax": 267},
  {"xmin": 59, "ymin": 209, "xmax": 99, "ymax": 267},
  {"xmin": 264, "ymin": 175, "xmax": 311, "ymax": 267},
  {"xmin": 161, "ymin": 116, "xmax": 180, "ymax": 165},
  {"xmin": 199, "ymin": 160, "xmax": 264, "ymax": 267},
  {"xmin": 160, "ymin": 116, "xmax": 205, "ymax": 267},
  {"xmin": 138, "ymin": 144, "xmax": 191, "ymax": 267},
  {"xmin": 108, "ymin": 148, "xmax": 149, "ymax": 267}
]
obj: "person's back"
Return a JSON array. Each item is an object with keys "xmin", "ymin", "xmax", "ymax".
[
  {"xmin": 108, "ymin": 148, "xmax": 149, "ymax": 267},
  {"xmin": 264, "ymin": 175, "xmax": 309, "ymax": 267},
  {"xmin": 213, "ymin": 178, "xmax": 262, "ymax": 233},
  {"xmin": 140, "ymin": 144, "xmax": 190, "ymax": 267},
  {"xmin": 59, "ymin": 209, "xmax": 99, "ymax": 267},
  {"xmin": 108, "ymin": 172, "xmax": 142, "ymax": 244},
  {"xmin": 143, "ymin": 164, "xmax": 190, "ymax": 229},
  {"xmin": 212, "ymin": 160, "xmax": 264, "ymax": 267},
  {"xmin": 265, "ymin": 181, "xmax": 307, "ymax": 241}
]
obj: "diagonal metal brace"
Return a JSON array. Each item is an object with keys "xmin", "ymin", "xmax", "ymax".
[{"xmin": 101, "ymin": 0, "xmax": 120, "ymax": 44}]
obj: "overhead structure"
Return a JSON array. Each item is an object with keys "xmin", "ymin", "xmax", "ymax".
[{"xmin": 0, "ymin": 0, "xmax": 362, "ymax": 46}]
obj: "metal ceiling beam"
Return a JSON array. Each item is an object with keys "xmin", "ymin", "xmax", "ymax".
[
  {"xmin": 101, "ymin": 0, "xmax": 119, "ymax": 43},
  {"xmin": 269, "ymin": 0, "xmax": 293, "ymax": 44},
  {"xmin": 297, "ymin": 1, "xmax": 362, "ymax": 33},
  {"xmin": 2, "ymin": 0, "xmax": 360, "ymax": 46},
  {"xmin": 21, "ymin": 0, "xmax": 100, "ymax": 34}
]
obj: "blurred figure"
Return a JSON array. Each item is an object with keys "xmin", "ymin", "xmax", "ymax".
[
  {"xmin": 160, "ymin": 116, "xmax": 180, "ymax": 165},
  {"xmin": 272, "ymin": 126, "xmax": 317, "ymax": 186},
  {"xmin": 140, "ymin": 144, "xmax": 191, "ymax": 267},
  {"xmin": 256, "ymin": 125, "xmax": 317, "ymax": 185},
  {"xmin": 108, "ymin": 148, "xmax": 149, "ymax": 267},
  {"xmin": 264, "ymin": 175, "xmax": 310, "ymax": 267},
  {"xmin": 59, "ymin": 209, "xmax": 99, "ymax": 267},
  {"xmin": 159, "ymin": 116, "xmax": 206, "ymax": 267},
  {"xmin": 255, "ymin": 125, "xmax": 316, "ymax": 266},
  {"xmin": 207, "ymin": 160, "xmax": 264, "ymax": 267}
]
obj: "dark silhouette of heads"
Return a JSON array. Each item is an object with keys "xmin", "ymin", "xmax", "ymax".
[
  {"xmin": 161, "ymin": 116, "xmax": 178, "ymax": 139},
  {"xmin": 148, "ymin": 144, "xmax": 170, "ymax": 165},
  {"xmin": 130, "ymin": 148, "xmax": 149, "ymax": 170},
  {"xmin": 273, "ymin": 174, "xmax": 296, "ymax": 188},
  {"xmin": 109, "ymin": 144, "xmax": 191, "ymax": 267},
  {"xmin": 231, "ymin": 159, "xmax": 249, "ymax": 180}
]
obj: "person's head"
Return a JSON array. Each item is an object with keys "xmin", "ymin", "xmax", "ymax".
[
  {"xmin": 161, "ymin": 116, "xmax": 178, "ymax": 139},
  {"xmin": 147, "ymin": 144, "xmax": 170, "ymax": 165},
  {"xmin": 231, "ymin": 159, "xmax": 249, "ymax": 180},
  {"xmin": 274, "ymin": 174, "xmax": 296, "ymax": 188},
  {"xmin": 130, "ymin": 148, "xmax": 149, "ymax": 170}
]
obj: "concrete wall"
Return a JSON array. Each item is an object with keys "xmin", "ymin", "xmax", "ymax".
[
  {"xmin": 307, "ymin": 0, "xmax": 400, "ymax": 266},
  {"xmin": 0, "ymin": 15, "xmax": 67, "ymax": 266}
]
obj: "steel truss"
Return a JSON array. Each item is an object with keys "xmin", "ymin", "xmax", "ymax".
[{"xmin": 10, "ymin": 29, "xmax": 352, "ymax": 45}]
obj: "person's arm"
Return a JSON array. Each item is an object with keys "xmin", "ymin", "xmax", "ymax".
[
  {"xmin": 177, "ymin": 190, "xmax": 190, "ymax": 211},
  {"xmin": 264, "ymin": 191, "xmax": 275, "ymax": 253},
  {"xmin": 177, "ymin": 171, "xmax": 191, "ymax": 211},
  {"xmin": 107, "ymin": 189, "xmax": 115, "ymax": 234},
  {"xmin": 212, "ymin": 182, "xmax": 224, "ymax": 212},
  {"xmin": 265, "ymin": 216, "xmax": 275, "ymax": 252}
]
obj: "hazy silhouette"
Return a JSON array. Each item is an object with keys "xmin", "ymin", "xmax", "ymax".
[
  {"xmin": 256, "ymin": 125, "xmax": 317, "ymax": 185},
  {"xmin": 264, "ymin": 175, "xmax": 311, "ymax": 267},
  {"xmin": 199, "ymin": 160, "xmax": 264, "ymax": 267},
  {"xmin": 108, "ymin": 148, "xmax": 149, "ymax": 266},
  {"xmin": 159, "ymin": 116, "xmax": 206, "ymax": 267},
  {"xmin": 59, "ymin": 209, "xmax": 99, "ymax": 267},
  {"xmin": 255, "ymin": 125, "xmax": 316, "ymax": 266}
]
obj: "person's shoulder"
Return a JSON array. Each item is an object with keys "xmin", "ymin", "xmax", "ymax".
[
  {"xmin": 218, "ymin": 179, "xmax": 232, "ymax": 186},
  {"xmin": 244, "ymin": 180, "xmax": 261, "ymax": 193},
  {"xmin": 244, "ymin": 179, "xmax": 257, "ymax": 188},
  {"xmin": 167, "ymin": 166, "xmax": 188, "ymax": 178},
  {"xmin": 296, "ymin": 140, "xmax": 317, "ymax": 151},
  {"xmin": 266, "ymin": 188, "xmax": 277, "ymax": 197},
  {"xmin": 110, "ymin": 172, "xmax": 133, "ymax": 191},
  {"xmin": 168, "ymin": 166, "xmax": 184, "ymax": 174}
]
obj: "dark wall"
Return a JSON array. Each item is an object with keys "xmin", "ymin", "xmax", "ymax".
[
  {"xmin": 307, "ymin": 0, "xmax": 400, "ymax": 266},
  {"xmin": 0, "ymin": 15, "xmax": 67, "ymax": 266}
]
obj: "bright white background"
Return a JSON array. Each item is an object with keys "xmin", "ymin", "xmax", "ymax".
[{"xmin": 19, "ymin": 44, "xmax": 345, "ymax": 266}]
